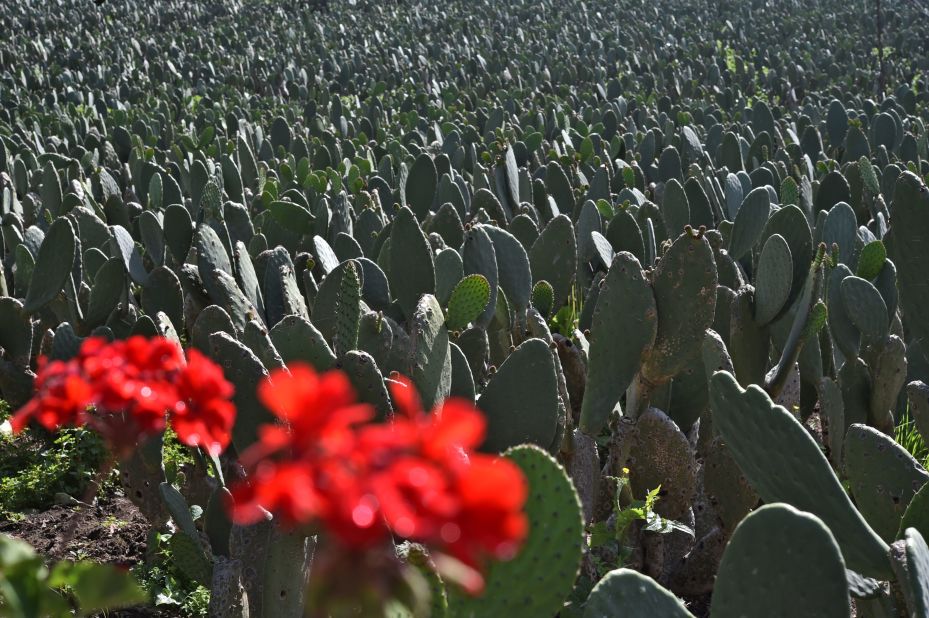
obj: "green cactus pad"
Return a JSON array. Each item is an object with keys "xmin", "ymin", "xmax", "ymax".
[
  {"xmin": 910, "ymin": 381, "xmax": 929, "ymax": 446},
  {"xmin": 868, "ymin": 335, "xmax": 907, "ymax": 433},
  {"xmin": 234, "ymin": 241, "xmax": 266, "ymax": 322},
  {"xmin": 640, "ymin": 229, "xmax": 717, "ymax": 385},
  {"xmin": 857, "ymin": 240, "xmax": 887, "ymax": 281},
  {"xmin": 667, "ymin": 352, "xmax": 710, "ymax": 433},
  {"xmin": 844, "ymin": 423, "xmax": 929, "ymax": 542},
  {"xmin": 428, "ymin": 202, "xmax": 465, "ymax": 249},
  {"xmin": 885, "ymin": 172, "xmax": 929, "ymax": 351},
  {"xmin": 626, "ymin": 408, "xmax": 697, "ymax": 519},
  {"xmin": 583, "ymin": 568, "xmax": 694, "ymax": 618},
  {"xmin": 396, "ymin": 542, "xmax": 448, "ymax": 618},
  {"xmin": 243, "ymin": 320, "xmax": 286, "ymax": 371},
  {"xmin": 24, "ymin": 216, "xmax": 76, "ymax": 314},
  {"xmin": 195, "ymin": 224, "xmax": 233, "ymax": 282},
  {"xmin": 268, "ymin": 315, "xmax": 336, "ymax": 371},
  {"xmin": 754, "ymin": 233, "xmax": 793, "ymax": 325},
  {"xmin": 711, "ymin": 504, "xmax": 850, "ymax": 618},
  {"xmin": 478, "ymin": 338, "xmax": 559, "ymax": 453},
  {"xmin": 446, "ymin": 274, "xmax": 491, "ymax": 331},
  {"xmin": 310, "ymin": 260, "xmax": 361, "ymax": 347},
  {"xmin": 821, "ymin": 202, "xmax": 858, "ymax": 267},
  {"xmin": 129, "ymin": 315, "xmax": 160, "ymax": 338},
  {"xmin": 268, "ymin": 200, "xmax": 315, "ymax": 235},
  {"xmin": 208, "ymin": 331, "xmax": 273, "ymax": 452},
  {"xmin": 142, "ymin": 266, "xmax": 185, "ymax": 333},
  {"xmin": 409, "ymin": 294, "xmax": 452, "ymax": 410},
  {"xmin": 332, "ymin": 260, "xmax": 362, "ymax": 357},
  {"xmin": 203, "ymin": 267, "xmax": 258, "ymax": 334},
  {"xmin": 703, "ymin": 436, "xmax": 757, "ymax": 531},
  {"xmin": 727, "ymin": 287, "xmax": 769, "ymax": 388},
  {"xmin": 455, "ymin": 326, "xmax": 489, "ymax": 382},
  {"xmin": 191, "ymin": 305, "xmax": 236, "ymax": 355},
  {"xmin": 85, "ymin": 257, "xmax": 127, "ymax": 329},
  {"xmin": 529, "ymin": 215, "xmax": 577, "ymax": 312},
  {"xmin": 169, "ymin": 530, "xmax": 213, "ymax": 587},
  {"xmin": 509, "ymin": 214, "xmax": 539, "ymax": 251},
  {"xmin": 338, "ymin": 350, "xmax": 392, "ymax": 420},
  {"xmin": 260, "ymin": 528, "xmax": 313, "ymax": 616},
  {"xmin": 709, "ymin": 371, "xmax": 891, "ymax": 578},
  {"xmin": 580, "ymin": 252, "xmax": 657, "ymax": 435},
  {"xmin": 899, "ymin": 482, "xmax": 929, "ymax": 543},
  {"xmin": 435, "ymin": 248, "xmax": 465, "ymax": 307},
  {"xmin": 605, "ymin": 208, "xmax": 646, "ymax": 265},
  {"xmin": 448, "ymin": 342, "xmax": 476, "ymax": 402},
  {"xmin": 660, "ymin": 179, "xmax": 691, "ymax": 237},
  {"xmin": 530, "ymin": 280, "xmax": 555, "ymax": 318},
  {"xmin": 818, "ymin": 377, "xmax": 846, "ymax": 468},
  {"xmin": 162, "ymin": 204, "xmax": 194, "ymax": 264},
  {"xmin": 49, "ymin": 322, "xmax": 83, "ymax": 361},
  {"xmin": 204, "ymin": 487, "xmax": 233, "ymax": 558},
  {"xmin": 827, "ymin": 264, "xmax": 861, "ymax": 361},
  {"xmin": 389, "ymin": 206, "xmax": 436, "ymax": 321},
  {"xmin": 483, "ymin": 225, "xmax": 532, "ymax": 318},
  {"xmin": 898, "ymin": 528, "xmax": 929, "ymax": 617},
  {"xmin": 138, "ymin": 210, "xmax": 165, "ymax": 267},
  {"xmin": 447, "ymin": 445, "xmax": 583, "ymax": 618},
  {"xmin": 460, "ymin": 225, "xmax": 498, "ymax": 329},
  {"xmin": 840, "ymin": 276, "xmax": 889, "ymax": 346},
  {"xmin": 759, "ymin": 205, "xmax": 813, "ymax": 309},
  {"xmin": 0, "ymin": 298, "xmax": 32, "ymax": 367},
  {"xmin": 159, "ymin": 482, "xmax": 201, "ymax": 542},
  {"xmin": 840, "ymin": 357, "xmax": 872, "ymax": 430},
  {"xmin": 728, "ymin": 187, "xmax": 771, "ymax": 261},
  {"xmin": 404, "ymin": 153, "xmax": 437, "ymax": 220},
  {"xmin": 262, "ymin": 248, "xmax": 309, "ymax": 327},
  {"xmin": 874, "ymin": 259, "xmax": 899, "ymax": 321}
]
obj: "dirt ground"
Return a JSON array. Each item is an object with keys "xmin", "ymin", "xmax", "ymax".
[{"xmin": 0, "ymin": 494, "xmax": 171, "ymax": 617}]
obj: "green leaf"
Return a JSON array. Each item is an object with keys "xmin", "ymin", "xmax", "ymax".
[{"xmin": 48, "ymin": 561, "xmax": 147, "ymax": 615}]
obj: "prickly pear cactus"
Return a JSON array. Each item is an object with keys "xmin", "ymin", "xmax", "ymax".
[
  {"xmin": 477, "ymin": 338, "xmax": 560, "ymax": 453},
  {"xmin": 445, "ymin": 274, "xmax": 491, "ymax": 332},
  {"xmin": 631, "ymin": 227, "xmax": 717, "ymax": 417},
  {"xmin": 711, "ymin": 504, "xmax": 851, "ymax": 618},
  {"xmin": 446, "ymin": 445, "xmax": 584, "ymax": 617},
  {"xmin": 709, "ymin": 371, "xmax": 891, "ymax": 578},
  {"xmin": 844, "ymin": 424, "xmax": 929, "ymax": 542},
  {"xmin": 583, "ymin": 569, "xmax": 694, "ymax": 618},
  {"xmin": 580, "ymin": 252, "xmax": 656, "ymax": 435}
]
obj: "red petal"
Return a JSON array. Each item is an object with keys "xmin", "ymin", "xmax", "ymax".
[{"xmin": 388, "ymin": 375, "xmax": 422, "ymax": 418}]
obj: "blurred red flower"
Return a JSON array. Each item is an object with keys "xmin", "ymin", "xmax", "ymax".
[
  {"xmin": 230, "ymin": 366, "xmax": 528, "ymax": 594},
  {"xmin": 12, "ymin": 336, "xmax": 235, "ymax": 458}
]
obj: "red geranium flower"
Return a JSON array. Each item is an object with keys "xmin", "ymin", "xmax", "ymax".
[
  {"xmin": 10, "ymin": 357, "xmax": 93, "ymax": 433},
  {"xmin": 12, "ymin": 336, "xmax": 236, "ymax": 458},
  {"xmin": 172, "ymin": 348, "xmax": 236, "ymax": 456},
  {"xmin": 229, "ymin": 366, "xmax": 528, "ymax": 594}
]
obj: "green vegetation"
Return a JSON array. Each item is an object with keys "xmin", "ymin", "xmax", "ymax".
[
  {"xmin": 132, "ymin": 531, "xmax": 211, "ymax": 617},
  {"xmin": 0, "ymin": 428, "xmax": 108, "ymax": 517}
]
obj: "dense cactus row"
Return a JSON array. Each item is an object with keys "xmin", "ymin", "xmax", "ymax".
[{"xmin": 3, "ymin": 0, "xmax": 929, "ymax": 614}]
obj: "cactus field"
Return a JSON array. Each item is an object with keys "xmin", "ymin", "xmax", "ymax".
[{"xmin": 3, "ymin": 0, "xmax": 929, "ymax": 615}]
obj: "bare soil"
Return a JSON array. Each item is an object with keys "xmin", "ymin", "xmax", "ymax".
[{"xmin": 0, "ymin": 494, "xmax": 171, "ymax": 617}]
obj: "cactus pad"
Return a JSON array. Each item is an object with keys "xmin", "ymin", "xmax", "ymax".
[
  {"xmin": 446, "ymin": 445, "xmax": 583, "ymax": 618},
  {"xmin": 844, "ymin": 423, "xmax": 929, "ymax": 542},
  {"xmin": 445, "ymin": 274, "xmax": 491, "ymax": 331},
  {"xmin": 709, "ymin": 371, "xmax": 891, "ymax": 578},
  {"xmin": 711, "ymin": 504, "xmax": 850, "ymax": 618}
]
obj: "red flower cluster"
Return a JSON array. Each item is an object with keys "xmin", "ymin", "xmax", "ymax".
[
  {"xmin": 230, "ymin": 365, "xmax": 528, "ymax": 593},
  {"xmin": 12, "ymin": 336, "xmax": 235, "ymax": 457}
]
